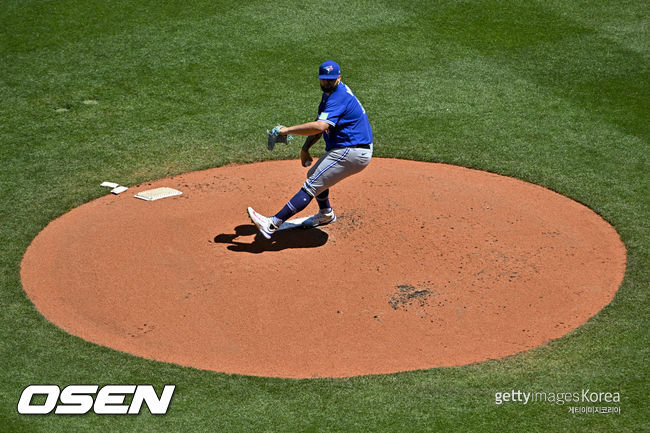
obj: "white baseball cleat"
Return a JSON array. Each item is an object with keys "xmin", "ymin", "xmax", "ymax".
[
  {"xmin": 247, "ymin": 207, "xmax": 277, "ymax": 239},
  {"xmin": 303, "ymin": 209, "xmax": 337, "ymax": 228}
]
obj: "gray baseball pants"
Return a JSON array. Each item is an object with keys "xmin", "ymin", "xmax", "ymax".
[{"xmin": 302, "ymin": 144, "xmax": 373, "ymax": 197}]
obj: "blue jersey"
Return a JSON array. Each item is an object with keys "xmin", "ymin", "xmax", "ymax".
[{"xmin": 317, "ymin": 82, "xmax": 373, "ymax": 151}]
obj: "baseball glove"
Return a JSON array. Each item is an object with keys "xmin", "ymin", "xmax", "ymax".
[{"xmin": 267, "ymin": 125, "xmax": 293, "ymax": 151}]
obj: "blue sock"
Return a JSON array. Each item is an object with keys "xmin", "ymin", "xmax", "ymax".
[
  {"xmin": 316, "ymin": 189, "xmax": 332, "ymax": 212},
  {"xmin": 273, "ymin": 188, "xmax": 313, "ymax": 225}
]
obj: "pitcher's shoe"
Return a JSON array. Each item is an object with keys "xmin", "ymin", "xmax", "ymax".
[
  {"xmin": 247, "ymin": 207, "xmax": 277, "ymax": 239},
  {"xmin": 304, "ymin": 210, "xmax": 337, "ymax": 228}
]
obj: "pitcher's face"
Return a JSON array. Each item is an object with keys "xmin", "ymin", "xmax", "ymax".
[{"xmin": 320, "ymin": 77, "xmax": 341, "ymax": 93}]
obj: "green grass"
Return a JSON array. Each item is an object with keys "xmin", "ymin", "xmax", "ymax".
[{"xmin": 1, "ymin": 0, "xmax": 648, "ymax": 431}]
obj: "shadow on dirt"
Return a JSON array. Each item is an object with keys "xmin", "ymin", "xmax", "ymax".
[{"xmin": 213, "ymin": 224, "xmax": 329, "ymax": 254}]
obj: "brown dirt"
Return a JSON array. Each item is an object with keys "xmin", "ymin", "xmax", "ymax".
[{"xmin": 20, "ymin": 158, "xmax": 626, "ymax": 378}]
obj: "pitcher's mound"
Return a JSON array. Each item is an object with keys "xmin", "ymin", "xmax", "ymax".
[{"xmin": 21, "ymin": 159, "xmax": 626, "ymax": 378}]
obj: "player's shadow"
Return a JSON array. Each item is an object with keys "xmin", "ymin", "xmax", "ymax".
[{"xmin": 213, "ymin": 224, "xmax": 328, "ymax": 254}]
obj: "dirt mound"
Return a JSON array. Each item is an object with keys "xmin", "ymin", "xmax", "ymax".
[{"xmin": 21, "ymin": 159, "xmax": 626, "ymax": 378}]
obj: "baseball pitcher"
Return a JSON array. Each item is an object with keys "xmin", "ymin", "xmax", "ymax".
[{"xmin": 248, "ymin": 60, "xmax": 373, "ymax": 239}]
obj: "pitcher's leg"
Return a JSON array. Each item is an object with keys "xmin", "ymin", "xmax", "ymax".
[
  {"xmin": 271, "ymin": 188, "xmax": 313, "ymax": 227},
  {"xmin": 316, "ymin": 189, "xmax": 331, "ymax": 212}
]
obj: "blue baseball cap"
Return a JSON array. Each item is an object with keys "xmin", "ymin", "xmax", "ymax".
[{"xmin": 318, "ymin": 60, "xmax": 341, "ymax": 79}]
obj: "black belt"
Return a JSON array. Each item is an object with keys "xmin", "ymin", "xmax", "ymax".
[{"xmin": 332, "ymin": 143, "xmax": 372, "ymax": 150}]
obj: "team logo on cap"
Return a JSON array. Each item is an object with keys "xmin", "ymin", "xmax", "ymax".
[{"xmin": 324, "ymin": 66, "xmax": 334, "ymax": 72}]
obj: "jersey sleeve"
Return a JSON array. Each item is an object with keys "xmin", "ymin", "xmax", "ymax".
[{"xmin": 317, "ymin": 95, "xmax": 347, "ymax": 127}]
